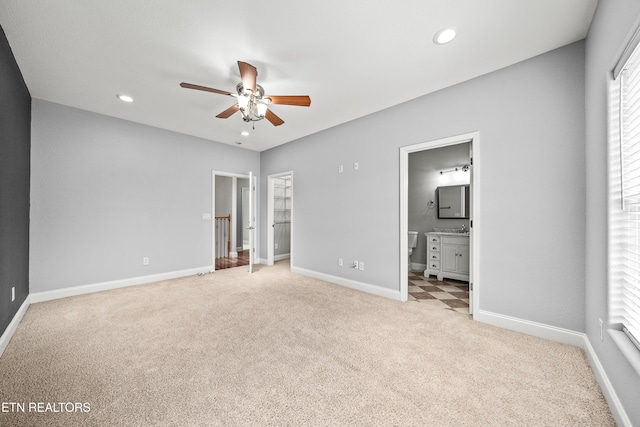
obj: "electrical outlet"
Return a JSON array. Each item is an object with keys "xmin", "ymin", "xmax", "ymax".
[
  {"xmin": 353, "ymin": 162, "xmax": 359, "ymax": 170},
  {"xmin": 143, "ymin": 257, "xmax": 150, "ymax": 266},
  {"xmin": 11, "ymin": 286, "xmax": 15, "ymax": 302},
  {"xmin": 599, "ymin": 318, "xmax": 603, "ymax": 341},
  {"xmin": 338, "ymin": 258, "xmax": 343, "ymax": 267},
  {"xmin": 338, "ymin": 164, "xmax": 343, "ymax": 173},
  {"xmin": 275, "ymin": 243, "xmax": 279, "ymax": 249},
  {"xmin": 353, "ymin": 260, "xmax": 358, "ymax": 269},
  {"xmin": 358, "ymin": 261, "xmax": 364, "ymax": 271}
]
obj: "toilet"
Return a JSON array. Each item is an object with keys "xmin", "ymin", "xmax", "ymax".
[{"xmin": 408, "ymin": 231, "xmax": 418, "ymax": 271}]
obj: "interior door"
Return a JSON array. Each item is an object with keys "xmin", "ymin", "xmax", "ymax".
[
  {"xmin": 248, "ymin": 171, "xmax": 256, "ymax": 273},
  {"xmin": 242, "ymin": 187, "xmax": 250, "ymax": 250},
  {"xmin": 468, "ymin": 143, "xmax": 474, "ymax": 315}
]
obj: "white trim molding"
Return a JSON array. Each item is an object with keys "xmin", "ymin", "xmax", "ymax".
[
  {"xmin": 30, "ymin": 266, "xmax": 213, "ymax": 303},
  {"xmin": 582, "ymin": 335, "xmax": 633, "ymax": 427},
  {"xmin": 291, "ymin": 266, "xmax": 401, "ymax": 301},
  {"xmin": 474, "ymin": 309, "xmax": 585, "ymax": 347},
  {"xmin": 410, "ymin": 262, "xmax": 426, "ymax": 272},
  {"xmin": 0, "ymin": 297, "xmax": 30, "ymax": 357},
  {"xmin": 476, "ymin": 309, "xmax": 631, "ymax": 426}
]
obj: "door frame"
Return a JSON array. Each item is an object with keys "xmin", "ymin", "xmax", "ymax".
[
  {"xmin": 399, "ymin": 131, "xmax": 480, "ymax": 316},
  {"xmin": 241, "ymin": 186, "xmax": 250, "ymax": 250},
  {"xmin": 211, "ymin": 171, "xmax": 257, "ymax": 271},
  {"xmin": 267, "ymin": 171, "xmax": 294, "ymax": 266}
]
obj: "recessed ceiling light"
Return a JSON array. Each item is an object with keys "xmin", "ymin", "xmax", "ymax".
[
  {"xmin": 241, "ymin": 131, "xmax": 250, "ymax": 137},
  {"xmin": 433, "ymin": 28, "xmax": 456, "ymax": 45},
  {"xmin": 116, "ymin": 94, "xmax": 134, "ymax": 103}
]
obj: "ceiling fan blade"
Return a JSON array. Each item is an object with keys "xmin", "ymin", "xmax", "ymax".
[
  {"xmin": 265, "ymin": 108, "xmax": 285, "ymax": 126},
  {"xmin": 266, "ymin": 95, "xmax": 311, "ymax": 107},
  {"xmin": 216, "ymin": 104, "xmax": 240, "ymax": 119},
  {"xmin": 238, "ymin": 61, "xmax": 257, "ymax": 93},
  {"xmin": 180, "ymin": 82, "xmax": 233, "ymax": 96}
]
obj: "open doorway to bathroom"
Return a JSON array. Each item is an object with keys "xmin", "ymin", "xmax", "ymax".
[{"xmin": 400, "ymin": 132, "xmax": 479, "ymax": 316}]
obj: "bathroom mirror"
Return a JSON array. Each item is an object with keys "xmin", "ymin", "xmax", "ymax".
[{"xmin": 437, "ymin": 185, "xmax": 470, "ymax": 218}]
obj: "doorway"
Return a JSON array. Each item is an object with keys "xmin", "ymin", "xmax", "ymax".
[
  {"xmin": 212, "ymin": 171, "xmax": 257, "ymax": 272},
  {"xmin": 267, "ymin": 171, "xmax": 293, "ymax": 266},
  {"xmin": 400, "ymin": 132, "xmax": 479, "ymax": 316}
]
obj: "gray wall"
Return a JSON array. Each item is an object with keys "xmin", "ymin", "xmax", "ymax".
[
  {"xmin": 409, "ymin": 143, "xmax": 471, "ymax": 266},
  {"xmin": 261, "ymin": 41, "xmax": 586, "ymax": 332},
  {"xmin": 0, "ymin": 25, "xmax": 30, "ymax": 336},
  {"xmin": 585, "ymin": 1, "xmax": 640, "ymax": 424},
  {"xmin": 30, "ymin": 99, "xmax": 259, "ymax": 292}
]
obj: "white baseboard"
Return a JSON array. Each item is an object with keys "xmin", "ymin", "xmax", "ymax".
[
  {"xmin": 291, "ymin": 266, "xmax": 401, "ymax": 301},
  {"xmin": 476, "ymin": 309, "xmax": 631, "ymax": 426},
  {"xmin": 275, "ymin": 253, "xmax": 290, "ymax": 261},
  {"xmin": 30, "ymin": 266, "xmax": 213, "ymax": 303},
  {"xmin": 474, "ymin": 309, "xmax": 585, "ymax": 347},
  {"xmin": 0, "ymin": 297, "xmax": 30, "ymax": 357},
  {"xmin": 581, "ymin": 335, "xmax": 632, "ymax": 427},
  {"xmin": 410, "ymin": 262, "xmax": 426, "ymax": 271}
]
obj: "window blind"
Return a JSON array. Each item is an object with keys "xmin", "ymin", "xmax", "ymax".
[{"xmin": 610, "ymin": 43, "xmax": 640, "ymax": 352}]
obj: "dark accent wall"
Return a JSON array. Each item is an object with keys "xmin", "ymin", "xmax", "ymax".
[{"xmin": 0, "ymin": 24, "xmax": 30, "ymax": 336}]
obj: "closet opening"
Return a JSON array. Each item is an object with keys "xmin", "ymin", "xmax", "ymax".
[{"xmin": 267, "ymin": 171, "xmax": 293, "ymax": 267}]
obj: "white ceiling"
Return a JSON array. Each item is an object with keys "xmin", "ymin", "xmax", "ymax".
[{"xmin": 0, "ymin": 0, "xmax": 597, "ymax": 152}]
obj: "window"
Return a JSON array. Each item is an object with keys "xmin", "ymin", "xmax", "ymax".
[{"xmin": 609, "ymin": 34, "xmax": 640, "ymax": 355}]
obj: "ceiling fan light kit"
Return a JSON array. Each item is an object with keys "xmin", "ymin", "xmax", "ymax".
[
  {"xmin": 181, "ymin": 61, "xmax": 311, "ymax": 127},
  {"xmin": 236, "ymin": 83, "xmax": 269, "ymax": 123}
]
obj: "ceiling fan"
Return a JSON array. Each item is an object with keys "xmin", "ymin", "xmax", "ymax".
[{"xmin": 180, "ymin": 61, "xmax": 311, "ymax": 127}]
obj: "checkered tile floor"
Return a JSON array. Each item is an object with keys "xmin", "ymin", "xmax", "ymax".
[{"xmin": 408, "ymin": 272, "xmax": 470, "ymax": 314}]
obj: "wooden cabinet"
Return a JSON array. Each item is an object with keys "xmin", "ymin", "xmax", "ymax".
[{"xmin": 425, "ymin": 233, "xmax": 469, "ymax": 282}]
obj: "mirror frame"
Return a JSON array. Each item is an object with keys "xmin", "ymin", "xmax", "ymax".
[{"xmin": 436, "ymin": 184, "xmax": 470, "ymax": 219}]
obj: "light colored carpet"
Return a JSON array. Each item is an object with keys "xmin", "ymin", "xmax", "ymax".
[{"xmin": 0, "ymin": 261, "xmax": 614, "ymax": 426}]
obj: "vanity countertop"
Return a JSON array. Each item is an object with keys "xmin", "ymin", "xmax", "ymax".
[{"xmin": 426, "ymin": 231, "xmax": 470, "ymax": 237}]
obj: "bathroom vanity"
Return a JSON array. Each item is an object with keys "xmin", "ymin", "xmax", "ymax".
[{"xmin": 424, "ymin": 232, "xmax": 469, "ymax": 282}]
